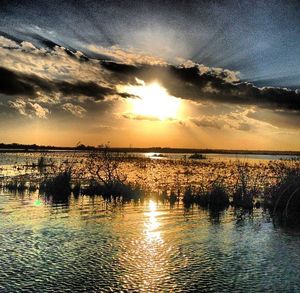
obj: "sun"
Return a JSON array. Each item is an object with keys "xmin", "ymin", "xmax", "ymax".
[{"xmin": 119, "ymin": 79, "xmax": 181, "ymax": 120}]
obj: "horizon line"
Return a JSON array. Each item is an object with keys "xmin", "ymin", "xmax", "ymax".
[{"xmin": 0, "ymin": 142, "xmax": 299, "ymax": 155}]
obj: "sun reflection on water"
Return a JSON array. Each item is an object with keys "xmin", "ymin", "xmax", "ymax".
[
  {"xmin": 116, "ymin": 199, "xmax": 177, "ymax": 291},
  {"xmin": 144, "ymin": 199, "xmax": 162, "ymax": 242}
]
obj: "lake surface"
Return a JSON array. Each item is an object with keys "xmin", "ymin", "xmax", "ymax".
[
  {"xmin": 133, "ymin": 152, "xmax": 297, "ymax": 161},
  {"xmin": 1, "ymin": 193, "xmax": 300, "ymax": 292},
  {"xmin": 0, "ymin": 152, "xmax": 300, "ymax": 292}
]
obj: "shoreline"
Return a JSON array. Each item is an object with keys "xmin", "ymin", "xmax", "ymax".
[{"xmin": 0, "ymin": 146, "xmax": 299, "ymax": 156}]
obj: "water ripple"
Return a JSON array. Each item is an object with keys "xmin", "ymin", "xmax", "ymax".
[{"xmin": 1, "ymin": 195, "xmax": 300, "ymax": 292}]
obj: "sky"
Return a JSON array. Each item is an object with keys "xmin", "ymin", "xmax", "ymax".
[{"xmin": 0, "ymin": 0, "xmax": 299, "ymax": 150}]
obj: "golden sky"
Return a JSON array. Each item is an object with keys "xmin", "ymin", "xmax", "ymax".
[{"xmin": 0, "ymin": 35, "xmax": 300, "ymax": 150}]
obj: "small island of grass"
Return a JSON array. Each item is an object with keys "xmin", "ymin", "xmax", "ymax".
[
  {"xmin": 152, "ymin": 153, "xmax": 168, "ymax": 158},
  {"xmin": 189, "ymin": 153, "xmax": 206, "ymax": 160}
]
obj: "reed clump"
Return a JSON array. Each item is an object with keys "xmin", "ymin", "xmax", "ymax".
[
  {"xmin": 4, "ymin": 180, "xmax": 27, "ymax": 193},
  {"xmin": 232, "ymin": 163, "xmax": 256, "ymax": 209},
  {"xmin": 40, "ymin": 171, "xmax": 72, "ymax": 201},
  {"xmin": 183, "ymin": 182, "xmax": 229, "ymax": 209},
  {"xmin": 265, "ymin": 167, "xmax": 300, "ymax": 226}
]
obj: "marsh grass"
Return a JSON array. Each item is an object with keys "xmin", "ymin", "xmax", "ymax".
[
  {"xmin": 232, "ymin": 162, "xmax": 257, "ymax": 209},
  {"xmin": 74, "ymin": 146, "xmax": 146, "ymax": 202},
  {"xmin": 265, "ymin": 167, "xmax": 300, "ymax": 226},
  {"xmin": 81, "ymin": 179, "xmax": 104, "ymax": 196},
  {"xmin": 209, "ymin": 183, "xmax": 230, "ymax": 209},
  {"xmin": 183, "ymin": 185, "xmax": 194, "ymax": 207},
  {"xmin": 2, "ymin": 151, "xmax": 300, "ymax": 226},
  {"xmin": 72, "ymin": 182, "xmax": 81, "ymax": 197},
  {"xmin": 183, "ymin": 182, "xmax": 229, "ymax": 210},
  {"xmin": 4, "ymin": 179, "xmax": 27, "ymax": 193},
  {"xmin": 40, "ymin": 171, "xmax": 71, "ymax": 202},
  {"xmin": 169, "ymin": 190, "xmax": 179, "ymax": 205}
]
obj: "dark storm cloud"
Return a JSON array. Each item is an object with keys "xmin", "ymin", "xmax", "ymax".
[
  {"xmin": 27, "ymin": 33, "xmax": 60, "ymax": 50},
  {"xmin": 27, "ymin": 33, "xmax": 88, "ymax": 60},
  {"xmin": 1, "ymin": 0, "xmax": 300, "ymax": 89},
  {"xmin": 1, "ymin": 29, "xmax": 300, "ymax": 116},
  {"xmin": 0, "ymin": 32, "xmax": 299, "ymax": 128},
  {"xmin": 102, "ymin": 61, "xmax": 300, "ymax": 112},
  {"xmin": 101, "ymin": 61, "xmax": 139, "ymax": 81},
  {"xmin": 0, "ymin": 67, "xmax": 35, "ymax": 96},
  {"xmin": 56, "ymin": 81, "xmax": 114, "ymax": 100},
  {"xmin": 0, "ymin": 66, "xmax": 115, "ymax": 100},
  {"xmin": 63, "ymin": 48, "xmax": 89, "ymax": 62},
  {"xmin": 0, "ymin": 31, "xmax": 23, "ymax": 45}
]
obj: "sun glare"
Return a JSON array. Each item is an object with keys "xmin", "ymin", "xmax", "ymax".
[{"xmin": 120, "ymin": 79, "xmax": 181, "ymax": 120}]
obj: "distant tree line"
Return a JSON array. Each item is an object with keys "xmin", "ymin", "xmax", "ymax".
[
  {"xmin": 0, "ymin": 142, "xmax": 300, "ymax": 156},
  {"xmin": 0, "ymin": 142, "xmax": 95, "ymax": 151}
]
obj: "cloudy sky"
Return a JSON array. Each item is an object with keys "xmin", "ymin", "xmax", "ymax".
[{"xmin": 0, "ymin": 0, "xmax": 299, "ymax": 150}]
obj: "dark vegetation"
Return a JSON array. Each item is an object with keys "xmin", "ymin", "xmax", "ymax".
[
  {"xmin": 183, "ymin": 182, "xmax": 229, "ymax": 209},
  {"xmin": 264, "ymin": 166, "xmax": 300, "ymax": 227},
  {"xmin": 189, "ymin": 153, "xmax": 206, "ymax": 160},
  {"xmin": 40, "ymin": 171, "xmax": 72, "ymax": 203},
  {"xmin": 1, "ymin": 147, "xmax": 300, "ymax": 227},
  {"xmin": 1, "ymin": 142, "xmax": 300, "ymax": 156}
]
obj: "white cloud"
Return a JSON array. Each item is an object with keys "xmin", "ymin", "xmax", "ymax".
[
  {"xmin": 62, "ymin": 103, "xmax": 87, "ymax": 118},
  {"xmin": 8, "ymin": 98, "xmax": 49, "ymax": 118}
]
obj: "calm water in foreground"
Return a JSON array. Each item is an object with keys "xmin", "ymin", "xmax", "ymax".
[{"xmin": 1, "ymin": 193, "xmax": 300, "ymax": 292}]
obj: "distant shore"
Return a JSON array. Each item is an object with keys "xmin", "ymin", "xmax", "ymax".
[{"xmin": 0, "ymin": 143, "xmax": 299, "ymax": 156}]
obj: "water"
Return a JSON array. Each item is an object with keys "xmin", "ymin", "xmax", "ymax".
[
  {"xmin": 0, "ymin": 152, "xmax": 300, "ymax": 292},
  {"xmin": 1, "ymin": 193, "xmax": 300, "ymax": 292},
  {"xmin": 134, "ymin": 152, "xmax": 297, "ymax": 161}
]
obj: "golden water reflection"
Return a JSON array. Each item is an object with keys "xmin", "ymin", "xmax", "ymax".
[
  {"xmin": 117, "ymin": 199, "xmax": 177, "ymax": 291},
  {"xmin": 144, "ymin": 199, "xmax": 162, "ymax": 243}
]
